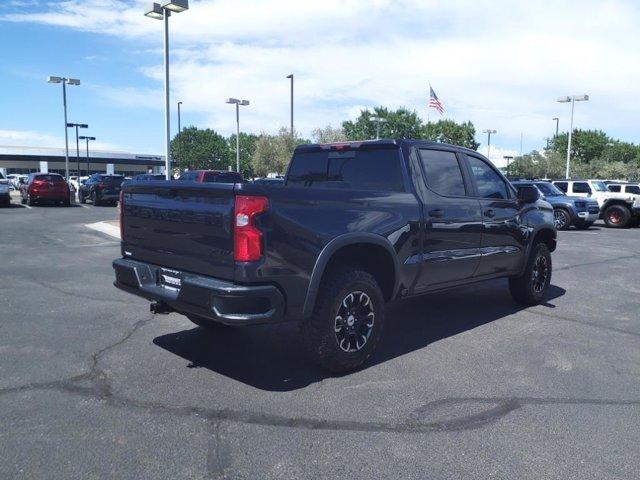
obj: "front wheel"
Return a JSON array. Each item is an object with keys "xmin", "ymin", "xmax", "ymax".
[
  {"xmin": 301, "ymin": 268, "xmax": 385, "ymax": 373},
  {"xmin": 509, "ymin": 243, "xmax": 552, "ymax": 306},
  {"xmin": 91, "ymin": 191, "xmax": 100, "ymax": 206},
  {"xmin": 553, "ymin": 208, "xmax": 571, "ymax": 230},
  {"xmin": 603, "ymin": 205, "xmax": 631, "ymax": 228}
]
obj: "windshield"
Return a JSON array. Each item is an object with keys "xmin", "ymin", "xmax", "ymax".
[
  {"xmin": 591, "ymin": 181, "xmax": 608, "ymax": 192},
  {"xmin": 99, "ymin": 175, "xmax": 125, "ymax": 185},
  {"xmin": 534, "ymin": 182, "xmax": 564, "ymax": 196},
  {"xmin": 34, "ymin": 174, "xmax": 64, "ymax": 183}
]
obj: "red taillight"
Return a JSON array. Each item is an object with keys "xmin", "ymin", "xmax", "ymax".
[
  {"xmin": 119, "ymin": 191, "xmax": 124, "ymax": 241},
  {"xmin": 234, "ymin": 195, "xmax": 268, "ymax": 262}
]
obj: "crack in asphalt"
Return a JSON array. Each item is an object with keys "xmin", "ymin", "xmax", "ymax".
[
  {"xmin": 528, "ymin": 309, "xmax": 640, "ymax": 338},
  {"xmin": 555, "ymin": 252, "xmax": 639, "ymax": 272},
  {"xmin": 2, "ymin": 313, "xmax": 639, "ymax": 437},
  {"xmin": 20, "ymin": 276, "xmax": 140, "ymax": 305}
]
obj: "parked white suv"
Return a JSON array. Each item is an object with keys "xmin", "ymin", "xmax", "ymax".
[{"xmin": 552, "ymin": 179, "xmax": 639, "ymax": 228}]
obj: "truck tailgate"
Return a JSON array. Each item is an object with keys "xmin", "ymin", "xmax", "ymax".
[{"xmin": 121, "ymin": 182, "xmax": 236, "ymax": 280}]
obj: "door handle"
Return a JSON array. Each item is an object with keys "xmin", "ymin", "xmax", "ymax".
[
  {"xmin": 484, "ymin": 209, "xmax": 496, "ymax": 218},
  {"xmin": 428, "ymin": 208, "xmax": 444, "ymax": 218}
]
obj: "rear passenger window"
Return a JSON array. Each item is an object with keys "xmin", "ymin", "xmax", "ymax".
[
  {"xmin": 573, "ymin": 182, "xmax": 591, "ymax": 194},
  {"xmin": 466, "ymin": 156, "xmax": 510, "ymax": 199},
  {"xmin": 608, "ymin": 185, "xmax": 621, "ymax": 192},
  {"xmin": 554, "ymin": 182, "xmax": 568, "ymax": 192},
  {"xmin": 287, "ymin": 149, "xmax": 404, "ymax": 191},
  {"xmin": 418, "ymin": 149, "xmax": 466, "ymax": 196}
]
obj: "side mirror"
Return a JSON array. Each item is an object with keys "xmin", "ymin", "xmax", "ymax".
[{"xmin": 517, "ymin": 185, "xmax": 539, "ymax": 203}]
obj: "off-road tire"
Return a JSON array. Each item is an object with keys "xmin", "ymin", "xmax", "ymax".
[
  {"xmin": 509, "ymin": 243, "xmax": 552, "ymax": 306},
  {"xmin": 553, "ymin": 208, "xmax": 571, "ymax": 230},
  {"xmin": 301, "ymin": 268, "xmax": 385, "ymax": 373},
  {"xmin": 603, "ymin": 204, "xmax": 631, "ymax": 228}
]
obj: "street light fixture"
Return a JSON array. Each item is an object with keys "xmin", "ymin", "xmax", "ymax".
[
  {"xmin": 483, "ymin": 129, "xmax": 497, "ymax": 160},
  {"xmin": 67, "ymin": 123, "xmax": 88, "ymax": 180},
  {"xmin": 144, "ymin": 0, "xmax": 189, "ymax": 180},
  {"xmin": 226, "ymin": 98, "xmax": 250, "ymax": 173},
  {"xmin": 286, "ymin": 74, "xmax": 294, "ymax": 135},
  {"xmin": 48, "ymin": 76, "xmax": 81, "ymax": 180},
  {"xmin": 552, "ymin": 117, "xmax": 559, "ymax": 137},
  {"xmin": 557, "ymin": 94, "xmax": 589, "ymax": 179},
  {"xmin": 79, "ymin": 136, "xmax": 96, "ymax": 176}
]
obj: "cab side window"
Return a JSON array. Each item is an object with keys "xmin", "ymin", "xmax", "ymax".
[
  {"xmin": 573, "ymin": 182, "xmax": 591, "ymax": 194},
  {"xmin": 466, "ymin": 155, "xmax": 510, "ymax": 199},
  {"xmin": 554, "ymin": 182, "xmax": 568, "ymax": 193},
  {"xmin": 608, "ymin": 185, "xmax": 621, "ymax": 192},
  {"xmin": 418, "ymin": 149, "xmax": 466, "ymax": 196}
]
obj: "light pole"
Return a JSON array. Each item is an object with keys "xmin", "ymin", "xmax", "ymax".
[
  {"xmin": 286, "ymin": 74, "xmax": 294, "ymax": 135},
  {"xmin": 226, "ymin": 98, "xmax": 250, "ymax": 173},
  {"xmin": 145, "ymin": 1, "xmax": 190, "ymax": 180},
  {"xmin": 67, "ymin": 123, "xmax": 88, "ymax": 180},
  {"xmin": 47, "ymin": 76, "xmax": 80, "ymax": 180},
  {"xmin": 370, "ymin": 115, "xmax": 385, "ymax": 140},
  {"xmin": 503, "ymin": 155, "xmax": 513, "ymax": 177},
  {"xmin": 557, "ymin": 94, "xmax": 589, "ymax": 179},
  {"xmin": 177, "ymin": 101, "xmax": 182, "ymax": 133},
  {"xmin": 552, "ymin": 117, "xmax": 559, "ymax": 137},
  {"xmin": 483, "ymin": 129, "xmax": 497, "ymax": 160},
  {"xmin": 177, "ymin": 101, "xmax": 182, "ymax": 168},
  {"xmin": 79, "ymin": 136, "xmax": 96, "ymax": 176}
]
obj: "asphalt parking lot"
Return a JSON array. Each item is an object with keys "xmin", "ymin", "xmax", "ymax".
[{"xmin": 1, "ymin": 196, "xmax": 639, "ymax": 480}]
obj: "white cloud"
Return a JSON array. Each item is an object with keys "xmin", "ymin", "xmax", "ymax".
[{"xmin": 3, "ymin": 0, "xmax": 640, "ymax": 152}]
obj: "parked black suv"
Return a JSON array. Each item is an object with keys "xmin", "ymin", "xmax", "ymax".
[
  {"xmin": 79, "ymin": 174, "xmax": 125, "ymax": 206},
  {"xmin": 113, "ymin": 140, "xmax": 556, "ymax": 372}
]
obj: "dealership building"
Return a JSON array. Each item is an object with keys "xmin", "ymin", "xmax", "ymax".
[{"xmin": 0, "ymin": 145, "xmax": 164, "ymax": 178}]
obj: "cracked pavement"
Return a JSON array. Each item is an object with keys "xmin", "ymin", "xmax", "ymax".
[{"xmin": 1, "ymin": 204, "xmax": 639, "ymax": 479}]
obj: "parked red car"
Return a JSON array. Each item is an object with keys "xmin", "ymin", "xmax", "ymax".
[
  {"xmin": 20, "ymin": 173, "xmax": 70, "ymax": 206},
  {"xmin": 177, "ymin": 170, "xmax": 244, "ymax": 183}
]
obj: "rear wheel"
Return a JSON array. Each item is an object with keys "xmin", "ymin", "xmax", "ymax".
[
  {"xmin": 91, "ymin": 190, "xmax": 100, "ymax": 206},
  {"xmin": 603, "ymin": 204, "xmax": 631, "ymax": 228},
  {"xmin": 79, "ymin": 191, "xmax": 86, "ymax": 204},
  {"xmin": 509, "ymin": 243, "xmax": 552, "ymax": 305},
  {"xmin": 553, "ymin": 208, "xmax": 571, "ymax": 230},
  {"xmin": 301, "ymin": 268, "xmax": 385, "ymax": 373},
  {"xmin": 27, "ymin": 194, "xmax": 35, "ymax": 207}
]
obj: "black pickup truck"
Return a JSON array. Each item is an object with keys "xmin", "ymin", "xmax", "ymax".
[{"xmin": 113, "ymin": 139, "xmax": 556, "ymax": 372}]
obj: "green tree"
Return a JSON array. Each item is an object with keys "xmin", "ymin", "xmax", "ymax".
[
  {"xmin": 228, "ymin": 132, "xmax": 259, "ymax": 178},
  {"xmin": 548, "ymin": 129, "xmax": 609, "ymax": 165},
  {"xmin": 312, "ymin": 125, "xmax": 347, "ymax": 143},
  {"xmin": 342, "ymin": 107, "xmax": 424, "ymax": 140},
  {"xmin": 171, "ymin": 126, "xmax": 232, "ymax": 173},
  {"xmin": 250, "ymin": 128, "xmax": 309, "ymax": 177},
  {"xmin": 424, "ymin": 119, "xmax": 480, "ymax": 150}
]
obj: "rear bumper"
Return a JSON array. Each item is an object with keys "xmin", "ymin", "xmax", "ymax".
[
  {"xmin": 97, "ymin": 192, "xmax": 120, "ymax": 202},
  {"xmin": 112, "ymin": 258, "xmax": 285, "ymax": 326}
]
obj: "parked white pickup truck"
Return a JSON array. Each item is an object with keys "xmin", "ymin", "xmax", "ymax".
[{"xmin": 552, "ymin": 179, "xmax": 640, "ymax": 228}]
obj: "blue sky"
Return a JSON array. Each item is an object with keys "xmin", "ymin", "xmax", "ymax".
[{"xmin": 1, "ymin": 0, "xmax": 639, "ymax": 167}]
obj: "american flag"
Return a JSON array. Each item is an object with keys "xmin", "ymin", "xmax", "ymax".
[{"xmin": 429, "ymin": 85, "xmax": 444, "ymax": 114}]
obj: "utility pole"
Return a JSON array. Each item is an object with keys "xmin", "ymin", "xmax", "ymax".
[{"xmin": 286, "ymin": 74, "xmax": 294, "ymax": 136}]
